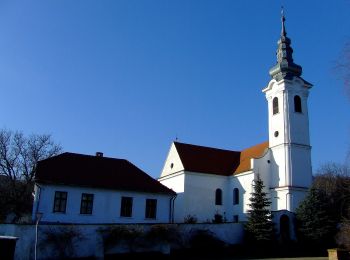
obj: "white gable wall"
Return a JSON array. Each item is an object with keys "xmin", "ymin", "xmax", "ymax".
[
  {"xmin": 160, "ymin": 143, "xmax": 184, "ymax": 178},
  {"xmin": 33, "ymin": 184, "xmax": 172, "ymax": 224}
]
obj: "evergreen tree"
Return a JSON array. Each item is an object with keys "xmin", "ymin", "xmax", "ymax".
[
  {"xmin": 245, "ymin": 174, "xmax": 274, "ymax": 243},
  {"xmin": 295, "ymin": 187, "xmax": 337, "ymax": 247}
]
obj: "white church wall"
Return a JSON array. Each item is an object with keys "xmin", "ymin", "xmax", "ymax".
[
  {"xmin": 229, "ymin": 171, "xmax": 255, "ymax": 222},
  {"xmin": 158, "ymin": 173, "xmax": 186, "ymax": 223},
  {"xmin": 34, "ymin": 184, "xmax": 172, "ymax": 224},
  {"xmin": 158, "ymin": 172, "xmax": 185, "ymax": 193},
  {"xmin": 273, "ymin": 187, "xmax": 308, "ymax": 212},
  {"xmin": 285, "ymin": 79, "xmax": 311, "ymax": 146},
  {"xmin": 183, "ymin": 172, "xmax": 229, "ymax": 223},
  {"xmin": 269, "ymin": 144, "xmax": 288, "ymax": 187},
  {"xmin": 290, "ymin": 146, "xmax": 313, "ymax": 188}
]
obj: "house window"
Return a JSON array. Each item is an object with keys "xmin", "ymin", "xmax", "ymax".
[
  {"xmin": 215, "ymin": 189, "xmax": 222, "ymax": 205},
  {"xmin": 53, "ymin": 191, "xmax": 67, "ymax": 213},
  {"xmin": 80, "ymin": 193, "xmax": 94, "ymax": 214},
  {"xmin": 233, "ymin": 188, "xmax": 239, "ymax": 205},
  {"xmin": 120, "ymin": 196, "xmax": 133, "ymax": 217},
  {"xmin": 294, "ymin": 95, "xmax": 302, "ymax": 113},
  {"xmin": 233, "ymin": 215, "xmax": 239, "ymax": 223},
  {"xmin": 145, "ymin": 199, "xmax": 157, "ymax": 219},
  {"xmin": 273, "ymin": 97, "xmax": 279, "ymax": 115}
]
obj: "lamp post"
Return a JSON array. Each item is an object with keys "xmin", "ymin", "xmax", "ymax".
[{"xmin": 34, "ymin": 212, "xmax": 43, "ymax": 260}]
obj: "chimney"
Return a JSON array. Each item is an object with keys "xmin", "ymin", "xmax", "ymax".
[{"xmin": 96, "ymin": 152, "xmax": 103, "ymax": 157}]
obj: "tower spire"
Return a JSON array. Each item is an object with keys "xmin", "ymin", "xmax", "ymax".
[
  {"xmin": 269, "ymin": 9, "xmax": 302, "ymax": 81},
  {"xmin": 281, "ymin": 6, "xmax": 286, "ymax": 37}
]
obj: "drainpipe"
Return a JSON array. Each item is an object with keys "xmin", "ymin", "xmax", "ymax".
[{"xmin": 169, "ymin": 194, "xmax": 177, "ymax": 223}]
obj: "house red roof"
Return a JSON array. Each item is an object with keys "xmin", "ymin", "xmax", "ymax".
[
  {"xmin": 174, "ymin": 141, "xmax": 269, "ymax": 176},
  {"xmin": 35, "ymin": 152, "xmax": 175, "ymax": 195}
]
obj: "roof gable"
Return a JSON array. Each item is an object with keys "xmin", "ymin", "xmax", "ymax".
[
  {"xmin": 173, "ymin": 141, "xmax": 269, "ymax": 176},
  {"xmin": 35, "ymin": 152, "xmax": 175, "ymax": 195}
]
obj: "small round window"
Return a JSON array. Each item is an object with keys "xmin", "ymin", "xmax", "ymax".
[
  {"xmin": 170, "ymin": 163, "xmax": 174, "ymax": 169},
  {"xmin": 274, "ymin": 131, "xmax": 279, "ymax": 137}
]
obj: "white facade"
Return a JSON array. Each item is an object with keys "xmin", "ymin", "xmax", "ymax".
[
  {"xmin": 263, "ymin": 77, "xmax": 313, "ymax": 212},
  {"xmin": 32, "ymin": 184, "xmax": 173, "ymax": 224}
]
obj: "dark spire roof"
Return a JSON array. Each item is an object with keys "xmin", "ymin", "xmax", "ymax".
[{"xmin": 269, "ymin": 9, "xmax": 303, "ymax": 81}]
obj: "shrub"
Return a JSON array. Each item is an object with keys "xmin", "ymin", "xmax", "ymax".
[
  {"xmin": 184, "ymin": 214, "xmax": 197, "ymax": 224},
  {"xmin": 41, "ymin": 225, "xmax": 84, "ymax": 258},
  {"xmin": 212, "ymin": 213, "xmax": 223, "ymax": 223},
  {"xmin": 100, "ymin": 225, "xmax": 143, "ymax": 252},
  {"xmin": 146, "ymin": 224, "xmax": 180, "ymax": 243}
]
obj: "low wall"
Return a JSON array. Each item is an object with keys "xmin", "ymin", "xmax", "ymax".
[{"xmin": 0, "ymin": 222, "xmax": 244, "ymax": 260}]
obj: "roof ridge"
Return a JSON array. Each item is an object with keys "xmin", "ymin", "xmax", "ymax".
[
  {"xmin": 174, "ymin": 141, "xmax": 240, "ymax": 153},
  {"xmin": 44, "ymin": 152, "xmax": 127, "ymax": 162}
]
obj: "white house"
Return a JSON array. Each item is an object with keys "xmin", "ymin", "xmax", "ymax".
[
  {"xmin": 32, "ymin": 152, "xmax": 176, "ymax": 224},
  {"xmin": 158, "ymin": 13, "xmax": 313, "ymax": 239}
]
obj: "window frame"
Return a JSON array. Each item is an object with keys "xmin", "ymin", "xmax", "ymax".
[
  {"xmin": 53, "ymin": 191, "xmax": 68, "ymax": 213},
  {"xmin": 273, "ymin": 97, "xmax": 279, "ymax": 115},
  {"xmin": 233, "ymin": 188, "xmax": 239, "ymax": 205},
  {"xmin": 120, "ymin": 196, "xmax": 133, "ymax": 217},
  {"xmin": 80, "ymin": 193, "xmax": 94, "ymax": 215},
  {"xmin": 294, "ymin": 95, "xmax": 302, "ymax": 113},
  {"xmin": 215, "ymin": 188, "xmax": 222, "ymax": 205},
  {"xmin": 145, "ymin": 198, "xmax": 157, "ymax": 219}
]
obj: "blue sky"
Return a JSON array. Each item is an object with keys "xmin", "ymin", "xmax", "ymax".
[{"xmin": 0, "ymin": 1, "xmax": 349, "ymax": 179}]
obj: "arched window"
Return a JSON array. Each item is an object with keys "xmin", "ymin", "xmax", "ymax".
[
  {"xmin": 294, "ymin": 95, "xmax": 302, "ymax": 113},
  {"xmin": 233, "ymin": 188, "xmax": 239, "ymax": 205},
  {"xmin": 215, "ymin": 189, "xmax": 222, "ymax": 205},
  {"xmin": 273, "ymin": 97, "xmax": 279, "ymax": 115}
]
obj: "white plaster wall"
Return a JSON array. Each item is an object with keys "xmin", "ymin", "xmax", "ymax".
[
  {"xmin": 290, "ymin": 146, "xmax": 313, "ymax": 187},
  {"xmin": 33, "ymin": 184, "xmax": 172, "ymax": 224},
  {"xmin": 272, "ymin": 187, "xmax": 308, "ymax": 212},
  {"xmin": 264, "ymin": 78, "xmax": 311, "ymax": 149},
  {"xmin": 269, "ymin": 144, "xmax": 287, "ymax": 187},
  {"xmin": 263, "ymin": 79, "xmax": 286, "ymax": 148},
  {"xmin": 160, "ymin": 143, "xmax": 184, "ymax": 178},
  {"xmin": 158, "ymin": 173, "xmax": 185, "ymax": 223},
  {"xmin": 228, "ymin": 171, "xmax": 255, "ymax": 222},
  {"xmin": 0, "ymin": 223, "xmax": 245, "ymax": 259},
  {"xmin": 182, "ymin": 172, "xmax": 229, "ymax": 223},
  {"xmin": 158, "ymin": 172, "xmax": 185, "ymax": 193}
]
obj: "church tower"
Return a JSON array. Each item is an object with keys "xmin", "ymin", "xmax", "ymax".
[{"xmin": 262, "ymin": 12, "xmax": 313, "ymax": 212}]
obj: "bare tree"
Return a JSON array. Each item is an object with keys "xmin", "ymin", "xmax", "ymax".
[
  {"xmin": 0, "ymin": 129, "xmax": 62, "ymax": 182},
  {"xmin": 0, "ymin": 128, "xmax": 62, "ymax": 222}
]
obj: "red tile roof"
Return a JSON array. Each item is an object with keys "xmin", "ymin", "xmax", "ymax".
[
  {"xmin": 174, "ymin": 141, "xmax": 269, "ymax": 176},
  {"xmin": 35, "ymin": 152, "xmax": 175, "ymax": 195}
]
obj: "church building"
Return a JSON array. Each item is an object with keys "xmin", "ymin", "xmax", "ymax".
[{"xmin": 158, "ymin": 13, "xmax": 313, "ymax": 237}]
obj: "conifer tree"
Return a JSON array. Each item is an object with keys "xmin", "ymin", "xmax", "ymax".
[
  {"xmin": 295, "ymin": 187, "xmax": 337, "ymax": 246},
  {"xmin": 245, "ymin": 174, "xmax": 274, "ymax": 243}
]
